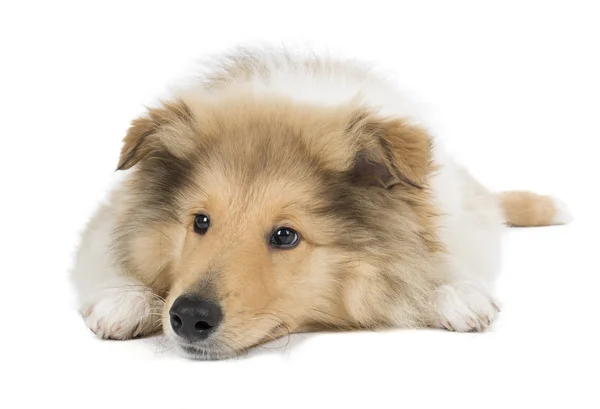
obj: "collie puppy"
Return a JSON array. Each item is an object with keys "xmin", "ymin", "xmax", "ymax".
[{"xmin": 71, "ymin": 47, "xmax": 571, "ymax": 359}]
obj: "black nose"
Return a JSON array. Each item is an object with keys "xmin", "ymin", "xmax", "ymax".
[{"xmin": 169, "ymin": 295, "xmax": 223, "ymax": 341}]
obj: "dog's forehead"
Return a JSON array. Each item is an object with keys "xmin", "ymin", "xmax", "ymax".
[
  {"xmin": 192, "ymin": 150, "xmax": 322, "ymax": 209},
  {"xmin": 184, "ymin": 95, "xmax": 358, "ymax": 172},
  {"xmin": 163, "ymin": 96, "xmax": 362, "ymax": 216}
]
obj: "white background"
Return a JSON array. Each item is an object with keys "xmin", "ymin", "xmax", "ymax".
[{"xmin": 1, "ymin": 1, "xmax": 598, "ymax": 408}]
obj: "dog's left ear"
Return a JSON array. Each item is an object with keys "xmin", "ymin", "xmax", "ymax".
[
  {"xmin": 117, "ymin": 99, "xmax": 196, "ymax": 170},
  {"xmin": 348, "ymin": 112, "xmax": 433, "ymax": 189}
]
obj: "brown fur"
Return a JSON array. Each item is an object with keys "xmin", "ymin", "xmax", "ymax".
[
  {"xmin": 499, "ymin": 190, "xmax": 561, "ymax": 227},
  {"xmin": 112, "ymin": 94, "xmax": 444, "ymax": 356}
]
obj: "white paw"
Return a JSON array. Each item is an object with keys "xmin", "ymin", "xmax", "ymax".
[
  {"xmin": 80, "ymin": 289, "xmax": 162, "ymax": 340},
  {"xmin": 434, "ymin": 283, "xmax": 500, "ymax": 332}
]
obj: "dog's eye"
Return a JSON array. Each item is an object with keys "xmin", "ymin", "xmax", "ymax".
[
  {"xmin": 194, "ymin": 214, "xmax": 210, "ymax": 235},
  {"xmin": 269, "ymin": 228, "xmax": 299, "ymax": 249}
]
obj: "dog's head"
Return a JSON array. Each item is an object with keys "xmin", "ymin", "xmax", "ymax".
[{"xmin": 114, "ymin": 94, "xmax": 436, "ymax": 359}]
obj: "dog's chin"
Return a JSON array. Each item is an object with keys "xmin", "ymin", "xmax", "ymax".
[{"xmin": 175, "ymin": 342, "xmax": 240, "ymax": 361}]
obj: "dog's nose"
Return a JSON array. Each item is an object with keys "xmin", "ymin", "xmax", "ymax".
[{"xmin": 169, "ymin": 295, "xmax": 223, "ymax": 341}]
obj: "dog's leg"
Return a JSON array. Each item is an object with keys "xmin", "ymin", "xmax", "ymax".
[
  {"xmin": 77, "ymin": 273, "xmax": 163, "ymax": 340},
  {"xmin": 72, "ymin": 203, "xmax": 162, "ymax": 339},
  {"xmin": 428, "ymin": 159, "xmax": 505, "ymax": 332},
  {"xmin": 80, "ymin": 278, "xmax": 163, "ymax": 340},
  {"xmin": 432, "ymin": 281, "xmax": 500, "ymax": 332}
]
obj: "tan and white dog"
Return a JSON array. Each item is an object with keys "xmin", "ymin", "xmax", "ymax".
[{"xmin": 71, "ymin": 47, "xmax": 571, "ymax": 359}]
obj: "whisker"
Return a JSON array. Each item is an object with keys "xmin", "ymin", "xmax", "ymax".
[{"xmin": 309, "ymin": 308, "xmax": 356, "ymax": 329}]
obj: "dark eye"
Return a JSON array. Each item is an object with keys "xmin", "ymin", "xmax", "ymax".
[
  {"xmin": 269, "ymin": 227, "xmax": 300, "ymax": 249},
  {"xmin": 194, "ymin": 214, "xmax": 210, "ymax": 235}
]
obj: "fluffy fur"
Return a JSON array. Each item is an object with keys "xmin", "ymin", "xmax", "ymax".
[{"xmin": 71, "ymin": 47, "xmax": 571, "ymax": 359}]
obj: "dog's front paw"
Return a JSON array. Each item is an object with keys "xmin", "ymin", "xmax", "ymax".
[
  {"xmin": 433, "ymin": 283, "xmax": 500, "ymax": 332},
  {"xmin": 80, "ymin": 289, "xmax": 162, "ymax": 340}
]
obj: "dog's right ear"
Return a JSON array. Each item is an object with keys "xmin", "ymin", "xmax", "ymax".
[
  {"xmin": 346, "ymin": 110, "xmax": 433, "ymax": 189},
  {"xmin": 117, "ymin": 99, "xmax": 196, "ymax": 170}
]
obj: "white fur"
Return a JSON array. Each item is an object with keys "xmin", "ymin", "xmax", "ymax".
[
  {"xmin": 181, "ymin": 48, "xmax": 428, "ymax": 125},
  {"xmin": 72, "ymin": 47, "xmax": 508, "ymax": 336},
  {"xmin": 550, "ymin": 196, "xmax": 573, "ymax": 225},
  {"xmin": 81, "ymin": 282, "xmax": 160, "ymax": 339},
  {"xmin": 434, "ymin": 282, "xmax": 500, "ymax": 332},
  {"xmin": 72, "ymin": 186, "xmax": 161, "ymax": 339},
  {"xmin": 427, "ymin": 157, "xmax": 505, "ymax": 330}
]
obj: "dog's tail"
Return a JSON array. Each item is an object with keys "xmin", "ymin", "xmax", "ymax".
[{"xmin": 498, "ymin": 191, "xmax": 573, "ymax": 227}]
